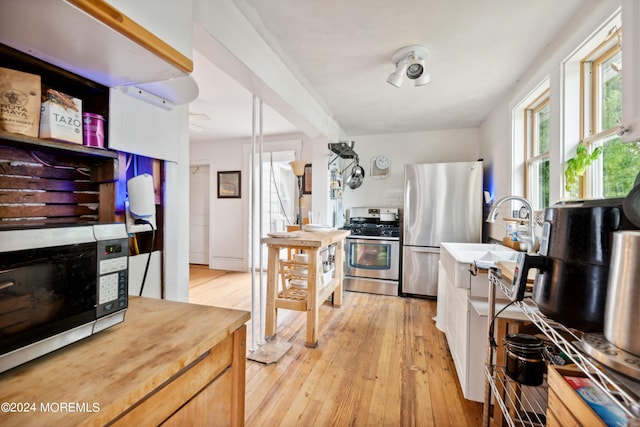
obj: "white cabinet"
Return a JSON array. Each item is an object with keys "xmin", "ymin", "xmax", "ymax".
[
  {"xmin": 109, "ymin": 87, "xmax": 187, "ymax": 162},
  {"xmin": 437, "ymin": 246, "xmax": 518, "ymax": 403},
  {"xmin": 103, "ymin": 0, "xmax": 193, "ymax": 62},
  {"xmin": 439, "ymin": 257, "xmax": 485, "ymax": 402},
  {"xmin": 435, "ymin": 262, "xmax": 448, "ymax": 331},
  {"xmin": 0, "ymin": 0, "xmax": 195, "ymax": 102},
  {"xmin": 621, "ymin": 0, "xmax": 640, "ymax": 142}
]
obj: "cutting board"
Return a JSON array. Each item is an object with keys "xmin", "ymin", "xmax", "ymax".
[{"xmin": 495, "ymin": 260, "xmax": 536, "ymax": 284}]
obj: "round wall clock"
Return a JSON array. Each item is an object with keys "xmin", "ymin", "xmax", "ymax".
[{"xmin": 375, "ymin": 154, "xmax": 391, "ymax": 170}]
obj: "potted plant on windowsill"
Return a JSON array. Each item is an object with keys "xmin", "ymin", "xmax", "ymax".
[{"xmin": 564, "ymin": 142, "xmax": 603, "ymax": 197}]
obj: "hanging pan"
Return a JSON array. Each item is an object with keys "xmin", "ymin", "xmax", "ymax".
[{"xmin": 346, "ymin": 163, "xmax": 365, "ymax": 189}]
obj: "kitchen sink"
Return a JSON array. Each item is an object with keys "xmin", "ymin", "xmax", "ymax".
[
  {"xmin": 440, "ymin": 242, "xmax": 518, "ymax": 288},
  {"xmin": 441, "ymin": 243, "xmax": 515, "ymax": 254}
]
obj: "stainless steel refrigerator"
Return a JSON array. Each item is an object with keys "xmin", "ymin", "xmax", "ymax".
[{"xmin": 402, "ymin": 161, "xmax": 483, "ymax": 297}]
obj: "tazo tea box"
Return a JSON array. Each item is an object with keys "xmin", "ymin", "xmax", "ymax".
[
  {"xmin": 39, "ymin": 88, "xmax": 82, "ymax": 144},
  {"xmin": 0, "ymin": 67, "xmax": 41, "ymax": 137}
]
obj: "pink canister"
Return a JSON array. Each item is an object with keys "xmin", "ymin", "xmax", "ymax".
[{"xmin": 82, "ymin": 113, "xmax": 105, "ymax": 148}]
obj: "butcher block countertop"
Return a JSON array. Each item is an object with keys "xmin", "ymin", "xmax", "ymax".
[
  {"xmin": 0, "ymin": 297, "xmax": 250, "ymax": 427},
  {"xmin": 262, "ymin": 229, "xmax": 350, "ymax": 247}
]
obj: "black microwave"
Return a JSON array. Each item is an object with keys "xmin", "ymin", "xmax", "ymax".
[{"xmin": 0, "ymin": 223, "xmax": 128, "ymax": 373}]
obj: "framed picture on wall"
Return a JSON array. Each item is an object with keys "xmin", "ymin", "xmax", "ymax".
[
  {"xmin": 217, "ymin": 170, "xmax": 241, "ymax": 198},
  {"xmin": 302, "ymin": 164, "xmax": 312, "ymax": 194}
]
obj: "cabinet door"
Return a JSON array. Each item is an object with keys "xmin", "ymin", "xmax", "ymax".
[
  {"xmin": 1, "ymin": 1, "xmax": 192, "ymax": 89},
  {"xmin": 102, "ymin": 0, "xmax": 193, "ymax": 62},
  {"xmin": 109, "ymin": 87, "xmax": 187, "ymax": 162},
  {"xmin": 435, "ymin": 261, "xmax": 448, "ymax": 332},
  {"xmin": 451, "ymin": 287, "xmax": 470, "ymax": 393},
  {"xmin": 161, "ymin": 370, "xmax": 233, "ymax": 427}
]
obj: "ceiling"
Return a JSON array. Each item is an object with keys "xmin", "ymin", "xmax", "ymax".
[
  {"xmin": 188, "ymin": 50, "xmax": 300, "ymax": 141},
  {"xmin": 188, "ymin": 0, "xmax": 597, "ymax": 143}
]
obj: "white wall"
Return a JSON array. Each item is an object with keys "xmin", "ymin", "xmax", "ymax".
[
  {"xmin": 163, "ymin": 105, "xmax": 191, "ymax": 301},
  {"xmin": 342, "ymin": 128, "xmax": 481, "ymax": 210},
  {"xmin": 479, "ymin": 0, "xmax": 621, "ymax": 241},
  {"xmin": 108, "ymin": 95, "xmax": 191, "ymax": 301},
  {"xmin": 190, "ymin": 132, "xmax": 315, "ymax": 271},
  {"xmin": 190, "ymin": 128, "xmax": 481, "ymax": 262},
  {"xmin": 191, "ymin": 127, "xmax": 483, "ymax": 261}
]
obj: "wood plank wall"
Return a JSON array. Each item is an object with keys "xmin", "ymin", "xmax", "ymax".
[{"xmin": 0, "ymin": 144, "xmax": 112, "ymax": 227}]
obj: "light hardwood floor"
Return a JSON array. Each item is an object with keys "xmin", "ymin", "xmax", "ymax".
[{"xmin": 189, "ymin": 264, "xmax": 483, "ymax": 426}]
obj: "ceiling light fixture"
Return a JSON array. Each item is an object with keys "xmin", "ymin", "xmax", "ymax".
[{"xmin": 387, "ymin": 45, "xmax": 430, "ymax": 88}]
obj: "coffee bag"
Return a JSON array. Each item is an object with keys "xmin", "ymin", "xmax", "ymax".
[{"xmin": 0, "ymin": 67, "xmax": 41, "ymax": 137}]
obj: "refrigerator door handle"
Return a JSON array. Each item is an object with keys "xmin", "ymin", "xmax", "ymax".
[{"xmin": 408, "ymin": 247, "xmax": 440, "ymax": 254}]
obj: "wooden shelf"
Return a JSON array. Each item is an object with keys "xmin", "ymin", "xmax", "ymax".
[{"xmin": 0, "ymin": 130, "xmax": 117, "ymax": 159}]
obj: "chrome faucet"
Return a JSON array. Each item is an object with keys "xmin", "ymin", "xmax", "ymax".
[{"xmin": 487, "ymin": 196, "xmax": 537, "ymax": 254}]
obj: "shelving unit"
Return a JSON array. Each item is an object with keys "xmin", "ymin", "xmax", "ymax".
[
  {"xmin": 276, "ymin": 245, "xmax": 337, "ymax": 308},
  {"xmin": 1, "ymin": 43, "xmax": 120, "ymax": 227},
  {"xmin": 484, "ymin": 269, "xmax": 640, "ymax": 426},
  {"xmin": 0, "ymin": 130, "xmax": 118, "ymax": 227},
  {"xmin": 484, "ymin": 364, "xmax": 548, "ymax": 426},
  {"xmin": 483, "ymin": 269, "xmax": 548, "ymax": 427},
  {"xmin": 0, "ymin": 130, "xmax": 117, "ymax": 160},
  {"xmin": 262, "ymin": 230, "xmax": 348, "ymax": 347}
]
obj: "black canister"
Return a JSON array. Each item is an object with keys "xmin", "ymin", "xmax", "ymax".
[{"xmin": 505, "ymin": 333, "xmax": 545, "ymax": 386}]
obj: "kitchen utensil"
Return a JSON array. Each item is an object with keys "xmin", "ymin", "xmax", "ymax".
[
  {"xmin": 266, "ymin": 231, "xmax": 300, "ymax": 238},
  {"xmin": 346, "ymin": 163, "xmax": 365, "ymax": 189},
  {"xmin": 290, "ymin": 267, "xmax": 308, "ymax": 277},
  {"xmin": 604, "ymin": 230, "xmax": 640, "ymax": 357},
  {"xmin": 293, "ymin": 253, "xmax": 308, "ymax": 263},
  {"xmin": 289, "ymin": 279, "xmax": 307, "ymax": 289},
  {"xmin": 542, "ymin": 346, "xmax": 565, "ymax": 366},
  {"xmin": 303, "ymin": 224, "xmax": 333, "ymax": 232}
]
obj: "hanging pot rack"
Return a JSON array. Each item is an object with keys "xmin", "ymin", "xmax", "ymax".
[
  {"xmin": 328, "ymin": 141, "xmax": 365, "ymax": 187},
  {"xmin": 328, "ymin": 141, "xmax": 357, "ymax": 165},
  {"xmin": 329, "ymin": 140, "xmax": 361, "ymax": 170}
]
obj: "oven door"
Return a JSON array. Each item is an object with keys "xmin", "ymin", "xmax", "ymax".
[{"xmin": 344, "ymin": 236, "xmax": 400, "ymax": 281}]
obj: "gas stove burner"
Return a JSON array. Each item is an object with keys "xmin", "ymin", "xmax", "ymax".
[
  {"xmin": 581, "ymin": 333, "xmax": 640, "ymax": 379},
  {"xmin": 345, "ymin": 207, "xmax": 401, "ymax": 237},
  {"xmin": 349, "ymin": 217, "xmax": 368, "ymax": 223}
]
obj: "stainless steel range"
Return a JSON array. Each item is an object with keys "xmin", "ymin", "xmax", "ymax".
[{"xmin": 343, "ymin": 207, "xmax": 401, "ymax": 296}]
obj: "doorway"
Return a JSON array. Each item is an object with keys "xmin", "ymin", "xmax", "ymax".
[
  {"xmin": 189, "ymin": 164, "xmax": 210, "ymax": 265},
  {"xmin": 250, "ymin": 150, "xmax": 297, "ymax": 268}
]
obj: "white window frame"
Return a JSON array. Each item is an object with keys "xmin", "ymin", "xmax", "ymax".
[
  {"xmin": 580, "ymin": 27, "xmax": 622, "ymax": 198},
  {"xmin": 560, "ymin": 10, "xmax": 622, "ymax": 200},
  {"xmin": 525, "ymin": 91, "xmax": 550, "ymax": 210}
]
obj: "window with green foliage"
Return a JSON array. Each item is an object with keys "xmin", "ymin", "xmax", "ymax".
[
  {"xmin": 526, "ymin": 94, "xmax": 550, "ymax": 210},
  {"xmin": 582, "ymin": 31, "xmax": 640, "ymax": 199}
]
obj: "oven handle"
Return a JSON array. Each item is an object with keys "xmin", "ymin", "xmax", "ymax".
[{"xmin": 346, "ymin": 236, "xmax": 400, "ymax": 242}]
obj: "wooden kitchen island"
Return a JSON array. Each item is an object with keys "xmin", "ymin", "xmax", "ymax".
[
  {"xmin": 0, "ymin": 297, "xmax": 250, "ymax": 427},
  {"xmin": 261, "ymin": 229, "xmax": 349, "ymax": 347}
]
